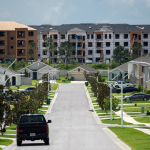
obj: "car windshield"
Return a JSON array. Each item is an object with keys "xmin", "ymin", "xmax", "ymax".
[{"xmin": 20, "ymin": 115, "xmax": 46, "ymax": 123}]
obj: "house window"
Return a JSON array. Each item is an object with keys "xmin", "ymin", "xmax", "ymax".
[
  {"xmin": 115, "ymin": 34, "xmax": 120, "ymax": 39},
  {"xmin": 124, "ymin": 34, "xmax": 128, "ymax": 39},
  {"xmin": 143, "ymin": 42, "xmax": 148, "ymax": 46},
  {"xmin": 0, "ymin": 32, "xmax": 5, "ymax": 36},
  {"xmin": 106, "ymin": 42, "xmax": 110, "ymax": 47},
  {"xmin": 97, "ymin": 42, "xmax": 101, "ymax": 47},
  {"xmin": 88, "ymin": 50, "xmax": 92, "ymax": 55},
  {"xmin": 97, "ymin": 34, "xmax": 101, "ymax": 39},
  {"xmin": 115, "ymin": 42, "xmax": 120, "ymax": 47},
  {"xmin": 144, "ymin": 34, "xmax": 148, "ymax": 39},
  {"xmin": 11, "ymin": 37, "xmax": 13, "ymax": 40},
  {"xmin": 88, "ymin": 42, "xmax": 92, "ymax": 47},
  {"xmin": 124, "ymin": 42, "xmax": 128, "ymax": 47},
  {"xmin": 11, "ymin": 46, "xmax": 13, "ymax": 49},
  {"xmin": 54, "ymin": 34, "xmax": 57, "ymax": 39},
  {"xmin": 109, "ymin": 34, "xmax": 111, "ymax": 39},
  {"xmin": 87, "ymin": 34, "xmax": 89, "ymax": 39},
  {"xmin": 105, "ymin": 34, "xmax": 107, "ymax": 39},
  {"xmin": 91, "ymin": 34, "xmax": 93, "ymax": 39},
  {"xmin": 0, "ymin": 41, "xmax": 5, "ymax": 45},
  {"xmin": 61, "ymin": 35, "xmax": 65, "ymax": 39},
  {"xmin": 106, "ymin": 50, "xmax": 110, "ymax": 55},
  {"xmin": 78, "ymin": 68, "xmax": 80, "ymax": 72},
  {"xmin": 29, "ymin": 31, "xmax": 33, "ymax": 36}
]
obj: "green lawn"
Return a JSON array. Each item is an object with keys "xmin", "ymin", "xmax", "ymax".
[
  {"xmin": 109, "ymin": 127, "xmax": 150, "ymax": 150},
  {"xmin": 56, "ymin": 76, "xmax": 71, "ymax": 83},
  {"xmin": 134, "ymin": 117, "xmax": 150, "ymax": 123},
  {"xmin": 40, "ymin": 107, "xmax": 49, "ymax": 110},
  {"xmin": 41, "ymin": 111, "xmax": 46, "ymax": 115},
  {"xmin": 6, "ymin": 124, "xmax": 17, "ymax": 130},
  {"xmin": 123, "ymin": 104, "xmax": 150, "ymax": 108},
  {"xmin": 0, "ymin": 135, "xmax": 16, "ymax": 138},
  {"xmin": 113, "ymin": 93, "xmax": 132, "ymax": 97},
  {"xmin": 51, "ymin": 83, "xmax": 59, "ymax": 90},
  {"xmin": 6, "ymin": 130, "xmax": 16, "ymax": 134},
  {"xmin": 0, "ymin": 139, "xmax": 13, "ymax": 146},
  {"xmin": 0, "ymin": 148, "xmax": 2, "ymax": 150},
  {"xmin": 123, "ymin": 107, "xmax": 150, "ymax": 112},
  {"xmin": 95, "ymin": 109, "xmax": 109, "ymax": 113}
]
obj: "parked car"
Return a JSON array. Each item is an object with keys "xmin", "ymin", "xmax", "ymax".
[
  {"xmin": 123, "ymin": 93, "xmax": 150, "ymax": 102},
  {"xmin": 123, "ymin": 86, "xmax": 138, "ymax": 93},
  {"xmin": 113, "ymin": 81, "xmax": 130, "ymax": 88},
  {"xmin": 111, "ymin": 86, "xmax": 121, "ymax": 93},
  {"xmin": 18, "ymin": 87, "xmax": 36, "ymax": 93},
  {"xmin": 16, "ymin": 114, "xmax": 52, "ymax": 146}
]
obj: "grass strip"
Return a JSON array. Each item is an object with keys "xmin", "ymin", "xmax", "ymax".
[
  {"xmin": 123, "ymin": 107, "xmax": 150, "ymax": 112},
  {"xmin": 6, "ymin": 130, "xmax": 16, "ymax": 134},
  {"xmin": 51, "ymin": 84, "xmax": 59, "ymax": 90},
  {"xmin": 41, "ymin": 111, "xmax": 46, "ymax": 115},
  {"xmin": 6, "ymin": 124, "xmax": 17, "ymax": 130},
  {"xmin": 0, "ymin": 135, "xmax": 16, "ymax": 138},
  {"xmin": 56, "ymin": 76, "xmax": 71, "ymax": 83},
  {"xmin": 108, "ymin": 127, "xmax": 150, "ymax": 150},
  {"xmin": 40, "ymin": 107, "xmax": 49, "ymax": 110},
  {"xmin": 0, "ymin": 139, "xmax": 13, "ymax": 146},
  {"xmin": 0, "ymin": 148, "xmax": 2, "ymax": 150},
  {"xmin": 123, "ymin": 104, "xmax": 150, "ymax": 108},
  {"xmin": 134, "ymin": 117, "xmax": 150, "ymax": 123}
]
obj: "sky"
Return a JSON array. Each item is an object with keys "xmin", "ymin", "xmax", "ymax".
[{"xmin": 0, "ymin": 0, "xmax": 150, "ymax": 26}]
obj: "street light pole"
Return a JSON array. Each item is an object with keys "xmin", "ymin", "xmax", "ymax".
[{"xmin": 121, "ymin": 81, "xmax": 123, "ymax": 128}]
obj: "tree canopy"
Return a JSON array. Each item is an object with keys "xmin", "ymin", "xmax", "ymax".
[
  {"xmin": 28, "ymin": 42, "xmax": 36, "ymax": 60},
  {"xmin": 131, "ymin": 42, "xmax": 142, "ymax": 59}
]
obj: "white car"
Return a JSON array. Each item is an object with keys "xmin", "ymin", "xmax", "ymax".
[
  {"xmin": 113, "ymin": 81, "xmax": 130, "ymax": 88},
  {"xmin": 18, "ymin": 87, "xmax": 36, "ymax": 92}
]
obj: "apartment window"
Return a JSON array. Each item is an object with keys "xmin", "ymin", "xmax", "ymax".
[
  {"xmin": 106, "ymin": 50, "xmax": 110, "ymax": 55},
  {"xmin": 0, "ymin": 49, "xmax": 5, "ymax": 54},
  {"xmin": 83, "ymin": 43, "xmax": 85, "ymax": 48},
  {"xmin": 144, "ymin": 34, "xmax": 148, "ymax": 39},
  {"xmin": 106, "ymin": 42, "xmax": 110, "ymax": 47},
  {"xmin": 43, "ymin": 43, "xmax": 46, "ymax": 47},
  {"xmin": 96, "ymin": 58, "xmax": 100, "ymax": 62},
  {"xmin": 115, "ymin": 42, "xmax": 120, "ymax": 47},
  {"xmin": 17, "ymin": 49, "xmax": 24, "ymax": 54},
  {"xmin": 54, "ymin": 35, "xmax": 57, "ymax": 39},
  {"xmin": 29, "ymin": 40, "xmax": 33, "ymax": 44},
  {"xmin": 97, "ymin": 42, "xmax": 101, "ymax": 47},
  {"xmin": 143, "ymin": 42, "xmax": 148, "ymax": 46},
  {"xmin": 78, "ymin": 42, "xmax": 82, "ymax": 47},
  {"xmin": 54, "ymin": 42, "xmax": 57, "ymax": 47},
  {"xmin": 97, "ymin": 34, "xmax": 101, "ymax": 39},
  {"xmin": 78, "ymin": 68, "xmax": 80, "ymax": 72},
  {"xmin": 11, "ymin": 46, "xmax": 13, "ymax": 49},
  {"xmin": 77, "ymin": 50, "xmax": 82, "ymax": 55},
  {"xmin": 18, "ymin": 40, "xmax": 24, "ymax": 46},
  {"xmin": 72, "ymin": 42, "xmax": 76, "ymax": 46},
  {"xmin": 29, "ymin": 31, "xmax": 33, "ymax": 36},
  {"xmin": 43, "ymin": 51, "xmax": 47, "ymax": 55},
  {"xmin": 105, "ymin": 34, "xmax": 107, "ymax": 39},
  {"xmin": 144, "ymin": 50, "xmax": 148, "ymax": 54},
  {"xmin": 87, "ymin": 34, "xmax": 89, "ymax": 39},
  {"xmin": 43, "ymin": 35, "xmax": 47, "ymax": 39},
  {"xmin": 124, "ymin": 42, "xmax": 128, "ymax": 47},
  {"xmin": 115, "ymin": 34, "xmax": 119, "ymax": 39},
  {"xmin": 0, "ymin": 41, "xmax": 5, "ymax": 45},
  {"xmin": 38, "ymin": 54, "xmax": 40, "ymax": 57},
  {"xmin": 124, "ymin": 34, "xmax": 128, "ymax": 39},
  {"xmin": 88, "ymin": 50, "xmax": 93, "ymax": 55},
  {"xmin": 88, "ymin": 42, "xmax": 92, "ymax": 47},
  {"xmin": 54, "ymin": 51, "xmax": 57, "ymax": 55},
  {"xmin": 72, "ymin": 34, "xmax": 75, "ymax": 39},
  {"xmin": 109, "ymin": 34, "xmax": 111, "ymax": 39},
  {"xmin": 72, "ymin": 51, "xmax": 75, "ymax": 55},
  {"xmin": 50, "ymin": 36, "xmax": 52, "ymax": 39},
  {"xmin": 0, "ymin": 32, "xmax": 5, "ymax": 36},
  {"xmin": 91, "ymin": 34, "xmax": 93, "ymax": 39},
  {"xmin": 11, "ymin": 37, "xmax": 13, "ymax": 40},
  {"xmin": 97, "ymin": 50, "xmax": 102, "ymax": 53},
  {"xmin": 61, "ymin": 35, "xmax": 65, "ymax": 39}
]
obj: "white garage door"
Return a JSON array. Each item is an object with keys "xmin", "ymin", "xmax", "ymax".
[{"xmin": 73, "ymin": 74, "xmax": 86, "ymax": 81}]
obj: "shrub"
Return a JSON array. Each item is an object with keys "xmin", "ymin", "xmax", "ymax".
[
  {"xmin": 145, "ymin": 90, "xmax": 150, "ymax": 94},
  {"xmin": 131, "ymin": 91, "xmax": 138, "ymax": 95},
  {"xmin": 137, "ymin": 84, "xmax": 143, "ymax": 92}
]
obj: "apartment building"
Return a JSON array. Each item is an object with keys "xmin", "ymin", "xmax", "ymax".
[
  {"xmin": 0, "ymin": 21, "xmax": 37, "ymax": 62},
  {"xmin": 29, "ymin": 23, "xmax": 150, "ymax": 63}
]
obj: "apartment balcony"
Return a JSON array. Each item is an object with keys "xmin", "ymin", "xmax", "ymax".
[
  {"xmin": 100, "ymin": 53, "xmax": 104, "ymax": 58},
  {"xmin": 17, "ymin": 31, "xmax": 25, "ymax": 38},
  {"xmin": 17, "ymin": 40, "xmax": 25, "ymax": 47},
  {"xmin": 17, "ymin": 49, "xmax": 26, "ymax": 56}
]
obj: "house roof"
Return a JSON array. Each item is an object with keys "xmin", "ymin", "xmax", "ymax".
[
  {"xmin": 0, "ymin": 65, "xmax": 18, "ymax": 74},
  {"xmin": 129, "ymin": 56, "xmax": 150, "ymax": 65},
  {"xmin": 80, "ymin": 64, "xmax": 97, "ymax": 72},
  {"xmin": 0, "ymin": 21, "xmax": 36, "ymax": 31},
  {"xmin": 109, "ymin": 62, "xmax": 128, "ymax": 73}
]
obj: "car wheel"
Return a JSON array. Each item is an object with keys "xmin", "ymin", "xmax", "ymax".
[
  {"xmin": 45, "ymin": 138, "xmax": 49, "ymax": 145},
  {"xmin": 144, "ymin": 98, "xmax": 147, "ymax": 101},
  {"xmin": 17, "ymin": 140, "xmax": 22, "ymax": 146}
]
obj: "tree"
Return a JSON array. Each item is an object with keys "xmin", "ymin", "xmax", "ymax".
[
  {"xmin": 131, "ymin": 42, "xmax": 142, "ymax": 59},
  {"xmin": 5, "ymin": 75, "xmax": 11, "ymax": 89},
  {"xmin": 43, "ymin": 37, "xmax": 56, "ymax": 64},
  {"xmin": 28, "ymin": 42, "xmax": 36, "ymax": 61},
  {"xmin": 118, "ymin": 72, "xmax": 122, "ymax": 80},
  {"xmin": 3, "ymin": 58, "xmax": 6, "ymax": 64},
  {"xmin": 112, "ymin": 45, "xmax": 131, "ymax": 65},
  {"xmin": 103, "ymin": 97, "xmax": 120, "ymax": 114},
  {"xmin": 23, "ymin": 69, "xmax": 28, "ymax": 77},
  {"xmin": 58, "ymin": 41, "xmax": 75, "ymax": 70}
]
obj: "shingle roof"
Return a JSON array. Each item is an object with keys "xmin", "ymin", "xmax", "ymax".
[
  {"xmin": 0, "ymin": 21, "xmax": 36, "ymax": 31},
  {"xmin": 0, "ymin": 65, "xmax": 18, "ymax": 74},
  {"xmin": 80, "ymin": 64, "xmax": 97, "ymax": 72},
  {"xmin": 130, "ymin": 56, "xmax": 150, "ymax": 64}
]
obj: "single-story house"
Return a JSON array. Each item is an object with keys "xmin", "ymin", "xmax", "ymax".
[
  {"xmin": 109, "ymin": 63, "xmax": 128, "ymax": 81},
  {"xmin": 128, "ymin": 56, "xmax": 150, "ymax": 89},
  {"xmin": 0, "ymin": 65, "xmax": 21, "ymax": 86},
  {"xmin": 18, "ymin": 61, "xmax": 60, "ymax": 80},
  {"xmin": 68, "ymin": 64, "xmax": 97, "ymax": 81}
]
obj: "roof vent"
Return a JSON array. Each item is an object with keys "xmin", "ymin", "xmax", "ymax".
[
  {"xmin": 50, "ymin": 28, "xmax": 53, "ymax": 30},
  {"xmin": 89, "ymin": 26, "xmax": 92, "ymax": 29},
  {"xmin": 41, "ymin": 27, "xmax": 43, "ymax": 28}
]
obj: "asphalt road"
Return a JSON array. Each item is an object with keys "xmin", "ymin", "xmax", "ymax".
[{"xmin": 14, "ymin": 83, "xmax": 121, "ymax": 150}]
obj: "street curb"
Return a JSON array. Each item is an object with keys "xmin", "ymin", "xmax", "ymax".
[
  {"xmin": 4, "ymin": 85, "xmax": 60, "ymax": 150},
  {"xmin": 103, "ymin": 128, "xmax": 131, "ymax": 150}
]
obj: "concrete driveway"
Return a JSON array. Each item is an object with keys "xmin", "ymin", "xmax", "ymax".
[{"xmin": 14, "ymin": 83, "xmax": 121, "ymax": 150}]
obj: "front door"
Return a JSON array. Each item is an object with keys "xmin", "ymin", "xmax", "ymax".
[
  {"xmin": 12, "ymin": 76, "xmax": 16, "ymax": 86},
  {"xmin": 33, "ymin": 72, "xmax": 37, "ymax": 80}
]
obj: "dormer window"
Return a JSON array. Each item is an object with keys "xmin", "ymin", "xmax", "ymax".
[{"xmin": 78, "ymin": 68, "xmax": 80, "ymax": 72}]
